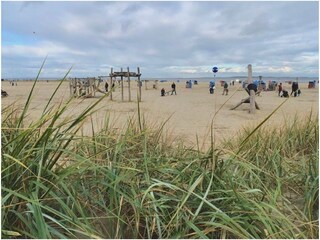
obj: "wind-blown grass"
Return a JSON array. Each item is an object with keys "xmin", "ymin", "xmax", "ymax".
[{"xmin": 1, "ymin": 74, "xmax": 318, "ymax": 238}]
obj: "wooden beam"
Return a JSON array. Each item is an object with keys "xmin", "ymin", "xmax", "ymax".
[
  {"xmin": 230, "ymin": 96, "xmax": 260, "ymax": 110},
  {"xmin": 121, "ymin": 67, "xmax": 124, "ymax": 101},
  {"xmin": 127, "ymin": 67, "xmax": 131, "ymax": 101},
  {"xmin": 69, "ymin": 79, "xmax": 73, "ymax": 97},
  {"xmin": 111, "ymin": 72, "xmax": 141, "ymax": 77},
  {"xmin": 110, "ymin": 68, "xmax": 113, "ymax": 101},
  {"xmin": 248, "ymin": 64, "xmax": 255, "ymax": 114},
  {"xmin": 138, "ymin": 67, "xmax": 141, "ymax": 102}
]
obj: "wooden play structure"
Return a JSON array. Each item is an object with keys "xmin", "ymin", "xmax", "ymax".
[
  {"xmin": 109, "ymin": 67, "xmax": 142, "ymax": 102},
  {"xmin": 69, "ymin": 67, "xmax": 142, "ymax": 100},
  {"xmin": 231, "ymin": 64, "xmax": 260, "ymax": 113},
  {"xmin": 69, "ymin": 77, "xmax": 102, "ymax": 98}
]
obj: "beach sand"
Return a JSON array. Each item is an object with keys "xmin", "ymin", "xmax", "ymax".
[{"xmin": 2, "ymin": 80, "xmax": 318, "ymax": 150}]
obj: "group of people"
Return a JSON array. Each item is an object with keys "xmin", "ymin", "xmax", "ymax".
[
  {"xmin": 161, "ymin": 81, "xmax": 231, "ymax": 96},
  {"xmin": 278, "ymin": 82, "xmax": 301, "ymax": 98},
  {"xmin": 104, "ymin": 79, "xmax": 303, "ymax": 98},
  {"xmin": 162, "ymin": 80, "xmax": 302, "ymax": 98},
  {"xmin": 161, "ymin": 82, "xmax": 177, "ymax": 96},
  {"xmin": 209, "ymin": 81, "xmax": 229, "ymax": 95},
  {"xmin": 9, "ymin": 81, "xmax": 18, "ymax": 86}
]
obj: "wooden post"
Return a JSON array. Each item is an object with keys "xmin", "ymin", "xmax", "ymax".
[
  {"xmin": 93, "ymin": 78, "xmax": 96, "ymax": 97},
  {"xmin": 86, "ymin": 78, "xmax": 88, "ymax": 96},
  {"xmin": 137, "ymin": 67, "xmax": 141, "ymax": 102},
  {"xmin": 74, "ymin": 78, "xmax": 76, "ymax": 97},
  {"xmin": 127, "ymin": 67, "xmax": 131, "ymax": 101},
  {"xmin": 77, "ymin": 79, "xmax": 81, "ymax": 97},
  {"xmin": 78, "ymin": 79, "xmax": 81, "ymax": 97},
  {"xmin": 121, "ymin": 67, "xmax": 124, "ymax": 101},
  {"xmin": 69, "ymin": 79, "xmax": 72, "ymax": 97},
  {"xmin": 248, "ymin": 64, "xmax": 255, "ymax": 114},
  {"xmin": 86, "ymin": 79, "xmax": 89, "ymax": 96},
  {"xmin": 110, "ymin": 68, "xmax": 113, "ymax": 101},
  {"xmin": 76, "ymin": 80, "xmax": 78, "ymax": 96}
]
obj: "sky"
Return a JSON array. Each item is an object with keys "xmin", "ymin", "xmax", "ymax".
[{"xmin": 1, "ymin": 1, "xmax": 319, "ymax": 79}]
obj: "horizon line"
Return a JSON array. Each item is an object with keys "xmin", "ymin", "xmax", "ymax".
[{"xmin": 2, "ymin": 76, "xmax": 319, "ymax": 80}]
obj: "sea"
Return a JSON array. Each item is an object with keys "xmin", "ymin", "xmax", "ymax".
[{"xmin": 2, "ymin": 76, "xmax": 319, "ymax": 84}]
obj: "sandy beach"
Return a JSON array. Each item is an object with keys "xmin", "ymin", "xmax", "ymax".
[{"xmin": 1, "ymin": 80, "xmax": 318, "ymax": 150}]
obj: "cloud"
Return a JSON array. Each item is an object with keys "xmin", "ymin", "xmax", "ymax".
[{"xmin": 1, "ymin": 1, "xmax": 319, "ymax": 78}]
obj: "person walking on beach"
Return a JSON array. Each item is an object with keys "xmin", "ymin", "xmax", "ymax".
[
  {"xmin": 105, "ymin": 81, "xmax": 109, "ymax": 92},
  {"xmin": 171, "ymin": 82, "xmax": 177, "ymax": 95},
  {"xmin": 291, "ymin": 81, "xmax": 299, "ymax": 97},
  {"xmin": 222, "ymin": 81, "xmax": 229, "ymax": 95},
  {"xmin": 278, "ymin": 83, "xmax": 283, "ymax": 96}
]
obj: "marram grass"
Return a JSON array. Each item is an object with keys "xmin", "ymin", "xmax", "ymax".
[{"xmin": 1, "ymin": 77, "xmax": 318, "ymax": 239}]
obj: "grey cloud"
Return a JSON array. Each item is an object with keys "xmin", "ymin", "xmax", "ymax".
[{"xmin": 1, "ymin": 1, "xmax": 319, "ymax": 78}]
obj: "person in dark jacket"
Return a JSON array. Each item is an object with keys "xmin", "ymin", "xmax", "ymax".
[
  {"xmin": 291, "ymin": 81, "xmax": 299, "ymax": 96},
  {"xmin": 105, "ymin": 81, "xmax": 109, "ymax": 92},
  {"xmin": 278, "ymin": 83, "xmax": 283, "ymax": 96},
  {"xmin": 161, "ymin": 88, "xmax": 165, "ymax": 96},
  {"xmin": 171, "ymin": 82, "xmax": 177, "ymax": 95},
  {"xmin": 222, "ymin": 82, "xmax": 229, "ymax": 95}
]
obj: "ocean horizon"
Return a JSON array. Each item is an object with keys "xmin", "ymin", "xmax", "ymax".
[{"xmin": 2, "ymin": 76, "xmax": 319, "ymax": 83}]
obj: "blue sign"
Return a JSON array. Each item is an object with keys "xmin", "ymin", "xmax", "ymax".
[{"xmin": 212, "ymin": 67, "xmax": 218, "ymax": 73}]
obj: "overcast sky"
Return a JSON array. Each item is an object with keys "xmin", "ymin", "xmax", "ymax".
[{"xmin": 1, "ymin": 1, "xmax": 319, "ymax": 79}]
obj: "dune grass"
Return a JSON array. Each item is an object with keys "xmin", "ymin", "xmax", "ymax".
[{"xmin": 1, "ymin": 74, "xmax": 319, "ymax": 238}]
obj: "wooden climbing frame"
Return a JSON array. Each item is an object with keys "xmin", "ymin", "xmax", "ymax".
[
  {"xmin": 109, "ymin": 67, "xmax": 142, "ymax": 102},
  {"xmin": 69, "ymin": 77, "xmax": 100, "ymax": 98}
]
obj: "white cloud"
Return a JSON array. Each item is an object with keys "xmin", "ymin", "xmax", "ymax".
[
  {"xmin": 180, "ymin": 69, "xmax": 197, "ymax": 74},
  {"xmin": 268, "ymin": 66, "xmax": 293, "ymax": 73}
]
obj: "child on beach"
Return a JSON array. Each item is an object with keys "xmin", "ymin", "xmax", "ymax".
[
  {"xmin": 280, "ymin": 89, "xmax": 289, "ymax": 98},
  {"xmin": 278, "ymin": 83, "xmax": 282, "ymax": 96},
  {"xmin": 209, "ymin": 81, "xmax": 215, "ymax": 94},
  {"xmin": 161, "ymin": 88, "xmax": 165, "ymax": 96}
]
